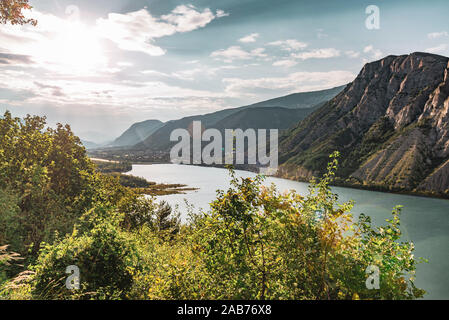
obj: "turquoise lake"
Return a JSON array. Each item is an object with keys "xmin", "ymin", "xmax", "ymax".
[{"xmin": 127, "ymin": 164, "xmax": 449, "ymax": 300}]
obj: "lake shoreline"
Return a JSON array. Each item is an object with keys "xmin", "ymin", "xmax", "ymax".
[{"xmin": 108, "ymin": 159, "xmax": 449, "ymax": 201}]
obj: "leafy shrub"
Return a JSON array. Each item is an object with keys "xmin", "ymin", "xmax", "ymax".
[
  {"xmin": 0, "ymin": 112, "xmax": 99, "ymax": 256},
  {"xmin": 0, "ymin": 189, "xmax": 22, "ymax": 254},
  {"xmin": 127, "ymin": 227, "xmax": 208, "ymax": 300},
  {"xmin": 93, "ymin": 161, "xmax": 132, "ymax": 174},
  {"xmin": 115, "ymin": 174, "xmax": 155, "ymax": 188},
  {"xmin": 187, "ymin": 153, "xmax": 425, "ymax": 299},
  {"xmin": 31, "ymin": 216, "xmax": 139, "ymax": 300},
  {"xmin": 118, "ymin": 193, "xmax": 180, "ymax": 234},
  {"xmin": 0, "ymin": 245, "xmax": 22, "ymax": 285},
  {"xmin": 119, "ymin": 195, "xmax": 157, "ymax": 231},
  {"xmin": 154, "ymin": 201, "xmax": 180, "ymax": 235}
]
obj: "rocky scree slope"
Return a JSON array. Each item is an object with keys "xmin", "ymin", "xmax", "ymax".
[{"xmin": 279, "ymin": 52, "xmax": 449, "ymax": 197}]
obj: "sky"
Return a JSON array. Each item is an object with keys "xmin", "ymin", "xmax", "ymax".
[{"xmin": 0, "ymin": 0, "xmax": 448, "ymax": 143}]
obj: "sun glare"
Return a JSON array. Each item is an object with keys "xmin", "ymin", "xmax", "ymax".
[{"xmin": 39, "ymin": 21, "xmax": 107, "ymax": 74}]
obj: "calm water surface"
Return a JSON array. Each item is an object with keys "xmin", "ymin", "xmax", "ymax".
[{"xmin": 127, "ymin": 164, "xmax": 449, "ymax": 299}]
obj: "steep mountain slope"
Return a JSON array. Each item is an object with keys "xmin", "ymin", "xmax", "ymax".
[
  {"xmin": 134, "ymin": 86, "xmax": 344, "ymax": 151},
  {"xmin": 278, "ymin": 52, "xmax": 449, "ymax": 197},
  {"xmin": 214, "ymin": 106, "xmax": 320, "ymax": 132},
  {"xmin": 110, "ymin": 119, "xmax": 164, "ymax": 147},
  {"xmin": 244, "ymin": 85, "xmax": 345, "ymax": 109}
]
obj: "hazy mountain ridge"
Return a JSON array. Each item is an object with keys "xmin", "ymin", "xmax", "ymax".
[
  {"xmin": 213, "ymin": 105, "xmax": 321, "ymax": 132},
  {"xmin": 109, "ymin": 119, "xmax": 164, "ymax": 147},
  {"xmin": 278, "ymin": 52, "xmax": 449, "ymax": 197},
  {"xmin": 81, "ymin": 140, "xmax": 101, "ymax": 150},
  {"xmin": 243, "ymin": 86, "xmax": 345, "ymax": 110},
  {"xmin": 132, "ymin": 86, "xmax": 345, "ymax": 151}
]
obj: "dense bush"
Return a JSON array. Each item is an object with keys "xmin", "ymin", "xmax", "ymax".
[
  {"xmin": 185, "ymin": 154, "xmax": 424, "ymax": 299},
  {"xmin": 0, "ymin": 189, "xmax": 21, "ymax": 254},
  {"xmin": 93, "ymin": 161, "xmax": 132, "ymax": 174},
  {"xmin": 0, "ymin": 112, "xmax": 99, "ymax": 256},
  {"xmin": 0, "ymin": 245, "xmax": 22, "ymax": 285},
  {"xmin": 30, "ymin": 217, "xmax": 139, "ymax": 299},
  {"xmin": 115, "ymin": 174, "xmax": 155, "ymax": 188}
]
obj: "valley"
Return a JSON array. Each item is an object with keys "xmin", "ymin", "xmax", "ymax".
[{"xmin": 90, "ymin": 52, "xmax": 449, "ymax": 199}]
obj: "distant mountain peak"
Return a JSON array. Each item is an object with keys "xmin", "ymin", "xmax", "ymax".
[{"xmin": 109, "ymin": 119, "xmax": 164, "ymax": 147}]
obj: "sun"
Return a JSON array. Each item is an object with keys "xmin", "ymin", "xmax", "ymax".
[{"xmin": 40, "ymin": 21, "xmax": 107, "ymax": 74}]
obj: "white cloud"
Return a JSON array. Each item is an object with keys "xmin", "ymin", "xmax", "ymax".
[
  {"xmin": 427, "ymin": 31, "xmax": 448, "ymax": 39},
  {"xmin": 345, "ymin": 50, "xmax": 360, "ymax": 58},
  {"xmin": 216, "ymin": 10, "xmax": 230, "ymax": 18},
  {"xmin": 239, "ymin": 33, "xmax": 259, "ymax": 43},
  {"xmin": 0, "ymin": 67, "xmax": 227, "ymax": 111},
  {"xmin": 363, "ymin": 45, "xmax": 383, "ymax": 59},
  {"xmin": 117, "ymin": 61, "xmax": 133, "ymax": 67},
  {"xmin": 363, "ymin": 45, "xmax": 373, "ymax": 53},
  {"xmin": 211, "ymin": 46, "xmax": 251, "ymax": 61},
  {"xmin": 141, "ymin": 65, "xmax": 240, "ymax": 81},
  {"xmin": 171, "ymin": 68, "xmax": 206, "ymax": 80},
  {"xmin": 426, "ymin": 44, "xmax": 448, "ymax": 54},
  {"xmin": 292, "ymin": 48, "xmax": 340, "ymax": 60},
  {"xmin": 161, "ymin": 5, "xmax": 217, "ymax": 32},
  {"xmin": 223, "ymin": 70, "xmax": 355, "ymax": 95},
  {"xmin": 267, "ymin": 39, "xmax": 308, "ymax": 51},
  {"xmin": 171, "ymin": 65, "xmax": 239, "ymax": 80},
  {"xmin": 141, "ymin": 70, "xmax": 172, "ymax": 77},
  {"xmin": 250, "ymin": 48, "xmax": 267, "ymax": 57},
  {"xmin": 273, "ymin": 59, "xmax": 297, "ymax": 68},
  {"xmin": 96, "ymin": 5, "xmax": 226, "ymax": 56},
  {"xmin": 211, "ymin": 46, "xmax": 267, "ymax": 62},
  {"xmin": 96, "ymin": 10, "xmax": 172, "ymax": 56}
]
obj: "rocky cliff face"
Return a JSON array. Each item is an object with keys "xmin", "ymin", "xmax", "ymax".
[{"xmin": 279, "ymin": 52, "xmax": 449, "ymax": 197}]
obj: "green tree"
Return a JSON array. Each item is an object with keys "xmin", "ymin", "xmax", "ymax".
[
  {"xmin": 31, "ymin": 214, "xmax": 139, "ymax": 300},
  {"xmin": 189, "ymin": 153, "xmax": 425, "ymax": 299},
  {"xmin": 0, "ymin": 112, "xmax": 99, "ymax": 256}
]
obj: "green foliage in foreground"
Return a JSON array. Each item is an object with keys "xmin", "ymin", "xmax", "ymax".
[
  {"xmin": 0, "ymin": 111, "xmax": 98, "ymax": 259},
  {"xmin": 181, "ymin": 155, "xmax": 424, "ymax": 300},
  {"xmin": 114, "ymin": 174, "xmax": 155, "ymax": 188},
  {"xmin": 32, "ymin": 216, "xmax": 139, "ymax": 300},
  {"xmin": 93, "ymin": 161, "xmax": 132, "ymax": 174},
  {"xmin": 0, "ymin": 112, "xmax": 425, "ymax": 300}
]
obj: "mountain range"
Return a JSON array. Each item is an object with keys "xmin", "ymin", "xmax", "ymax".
[
  {"xmin": 94, "ymin": 85, "xmax": 344, "ymax": 150},
  {"xmin": 91, "ymin": 52, "xmax": 449, "ymax": 197}
]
